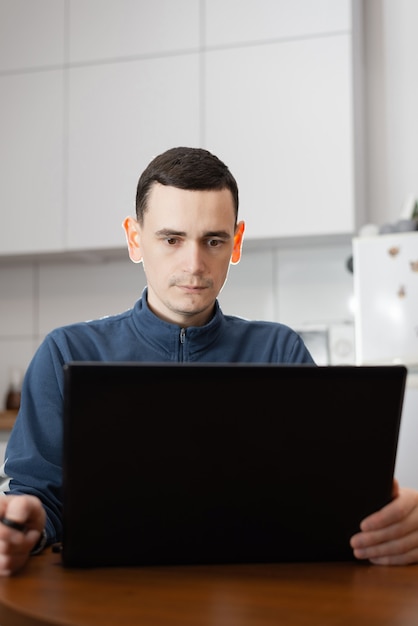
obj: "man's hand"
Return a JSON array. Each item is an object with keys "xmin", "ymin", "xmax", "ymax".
[
  {"xmin": 0, "ymin": 495, "xmax": 46, "ymax": 576},
  {"xmin": 350, "ymin": 479, "xmax": 418, "ymax": 565}
]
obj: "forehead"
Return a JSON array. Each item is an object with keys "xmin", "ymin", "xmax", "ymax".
[{"xmin": 145, "ymin": 183, "xmax": 236, "ymax": 228}]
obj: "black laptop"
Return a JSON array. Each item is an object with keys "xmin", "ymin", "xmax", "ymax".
[{"xmin": 61, "ymin": 362, "xmax": 406, "ymax": 568}]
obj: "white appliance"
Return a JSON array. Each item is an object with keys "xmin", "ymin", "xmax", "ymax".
[
  {"xmin": 395, "ymin": 381, "xmax": 418, "ymax": 490},
  {"xmin": 353, "ymin": 230, "xmax": 418, "ymax": 490},
  {"xmin": 353, "ymin": 231, "xmax": 418, "ymax": 367}
]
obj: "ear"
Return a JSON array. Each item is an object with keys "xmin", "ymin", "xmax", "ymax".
[
  {"xmin": 122, "ymin": 216, "xmax": 142, "ymax": 263},
  {"xmin": 231, "ymin": 220, "xmax": 245, "ymax": 265}
]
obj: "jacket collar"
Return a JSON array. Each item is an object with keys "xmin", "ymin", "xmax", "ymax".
[{"xmin": 131, "ymin": 287, "xmax": 225, "ymax": 359}]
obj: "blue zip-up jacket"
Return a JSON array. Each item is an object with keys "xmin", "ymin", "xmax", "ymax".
[{"xmin": 0, "ymin": 288, "xmax": 314, "ymax": 544}]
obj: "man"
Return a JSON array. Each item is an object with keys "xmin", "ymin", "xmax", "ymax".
[{"xmin": 0, "ymin": 147, "xmax": 417, "ymax": 576}]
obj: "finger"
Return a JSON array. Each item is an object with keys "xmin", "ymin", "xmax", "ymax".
[
  {"xmin": 0, "ymin": 538, "xmax": 36, "ymax": 576},
  {"xmin": 353, "ymin": 532, "xmax": 418, "ymax": 565},
  {"xmin": 0, "ymin": 517, "xmax": 27, "ymax": 533},
  {"xmin": 368, "ymin": 548, "xmax": 418, "ymax": 566},
  {"xmin": 352, "ymin": 514, "xmax": 418, "ymax": 558},
  {"xmin": 355, "ymin": 511, "xmax": 418, "ymax": 549},
  {"xmin": 2, "ymin": 495, "xmax": 45, "ymax": 532},
  {"xmin": 360, "ymin": 489, "xmax": 418, "ymax": 532}
]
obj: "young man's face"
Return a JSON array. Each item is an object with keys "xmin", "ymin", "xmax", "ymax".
[{"xmin": 124, "ymin": 183, "xmax": 244, "ymax": 327}]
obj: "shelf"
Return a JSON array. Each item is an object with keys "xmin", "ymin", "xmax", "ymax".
[{"xmin": 0, "ymin": 410, "xmax": 18, "ymax": 430}]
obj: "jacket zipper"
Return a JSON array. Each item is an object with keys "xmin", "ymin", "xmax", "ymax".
[{"xmin": 180, "ymin": 327, "xmax": 186, "ymax": 361}]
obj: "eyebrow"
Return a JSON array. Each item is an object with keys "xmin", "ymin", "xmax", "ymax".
[{"xmin": 155, "ymin": 229, "xmax": 232, "ymax": 240}]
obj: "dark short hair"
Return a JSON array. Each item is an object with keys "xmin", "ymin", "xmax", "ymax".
[{"xmin": 135, "ymin": 147, "xmax": 239, "ymax": 224}]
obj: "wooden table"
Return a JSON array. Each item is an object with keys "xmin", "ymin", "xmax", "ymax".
[{"xmin": 0, "ymin": 548, "xmax": 417, "ymax": 626}]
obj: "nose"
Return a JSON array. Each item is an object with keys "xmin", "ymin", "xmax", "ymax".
[{"xmin": 183, "ymin": 241, "xmax": 206, "ymax": 274}]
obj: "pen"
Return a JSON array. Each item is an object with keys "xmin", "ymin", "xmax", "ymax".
[{"xmin": 0, "ymin": 516, "xmax": 27, "ymax": 533}]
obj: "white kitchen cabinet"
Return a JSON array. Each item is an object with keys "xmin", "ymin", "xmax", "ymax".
[
  {"xmin": 0, "ymin": 0, "xmax": 66, "ymax": 256},
  {"xmin": 68, "ymin": 0, "xmax": 200, "ymax": 62},
  {"xmin": 204, "ymin": 33, "xmax": 355, "ymax": 240},
  {"xmin": 0, "ymin": 71, "xmax": 65, "ymax": 255},
  {"xmin": 0, "ymin": 0, "xmax": 65, "ymax": 72},
  {"xmin": 205, "ymin": 0, "xmax": 358, "ymax": 240},
  {"xmin": 66, "ymin": 54, "xmax": 200, "ymax": 251},
  {"xmin": 0, "ymin": 0, "xmax": 360, "ymax": 258},
  {"xmin": 205, "ymin": 0, "xmax": 351, "ymax": 46},
  {"xmin": 65, "ymin": 0, "xmax": 201, "ymax": 251}
]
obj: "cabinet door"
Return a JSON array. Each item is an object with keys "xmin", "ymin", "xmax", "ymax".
[
  {"xmin": 66, "ymin": 0, "xmax": 201, "ymax": 251},
  {"xmin": 204, "ymin": 0, "xmax": 356, "ymax": 240},
  {"xmin": 0, "ymin": 71, "xmax": 65, "ymax": 255},
  {"xmin": 204, "ymin": 33, "xmax": 355, "ymax": 240},
  {"xmin": 68, "ymin": 0, "xmax": 200, "ymax": 62},
  {"xmin": 0, "ymin": 0, "xmax": 66, "ymax": 256},
  {"xmin": 66, "ymin": 54, "xmax": 200, "ymax": 251},
  {"xmin": 205, "ymin": 0, "xmax": 351, "ymax": 46},
  {"xmin": 0, "ymin": 0, "xmax": 65, "ymax": 73}
]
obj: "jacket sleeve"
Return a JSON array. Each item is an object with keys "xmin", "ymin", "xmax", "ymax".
[
  {"xmin": 288, "ymin": 332, "xmax": 316, "ymax": 364},
  {"xmin": 0, "ymin": 334, "xmax": 67, "ymax": 544}
]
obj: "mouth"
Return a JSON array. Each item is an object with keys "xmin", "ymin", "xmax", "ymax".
[{"xmin": 177, "ymin": 284, "xmax": 206, "ymax": 292}]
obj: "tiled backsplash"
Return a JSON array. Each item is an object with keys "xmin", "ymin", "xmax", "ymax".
[{"xmin": 0, "ymin": 241, "xmax": 355, "ymax": 408}]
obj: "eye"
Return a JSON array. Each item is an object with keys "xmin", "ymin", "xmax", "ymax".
[
  {"xmin": 166, "ymin": 237, "xmax": 179, "ymax": 245},
  {"xmin": 208, "ymin": 239, "xmax": 222, "ymax": 247}
]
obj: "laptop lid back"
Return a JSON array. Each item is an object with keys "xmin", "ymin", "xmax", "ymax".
[{"xmin": 62, "ymin": 362, "xmax": 406, "ymax": 567}]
